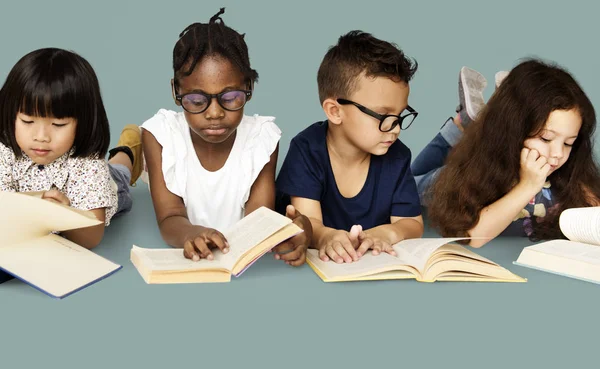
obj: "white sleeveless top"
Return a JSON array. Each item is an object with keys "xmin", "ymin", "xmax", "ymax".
[{"xmin": 141, "ymin": 109, "xmax": 281, "ymax": 231}]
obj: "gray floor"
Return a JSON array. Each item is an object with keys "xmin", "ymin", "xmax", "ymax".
[{"xmin": 1, "ymin": 185, "xmax": 597, "ymax": 369}]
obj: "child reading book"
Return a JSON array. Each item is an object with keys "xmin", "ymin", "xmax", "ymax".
[
  {"xmin": 0, "ymin": 47, "xmax": 143, "ymax": 249},
  {"xmin": 141, "ymin": 8, "xmax": 311, "ymax": 266},
  {"xmin": 412, "ymin": 60, "xmax": 600, "ymax": 247},
  {"xmin": 276, "ymin": 30, "xmax": 423, "ymax": 264}
]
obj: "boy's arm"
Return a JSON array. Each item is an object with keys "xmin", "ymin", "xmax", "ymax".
[
  {"xmin": 290, "ymin": 196, "xmax": 358, "ymax": 263},
  {"xmin": 364, "ymin": 215, "xmax": 424, "ymax": 245},
  {"xmin": 289, "ymin": 196, "xmax": 329, "ymax": 247}
]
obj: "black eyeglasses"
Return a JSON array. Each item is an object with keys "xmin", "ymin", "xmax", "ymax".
[
  {"xmin": 337, "ymin": 98, "xmax": 418, "ymax": 131},
  {"xmin": 175, "ymin": 88, "xmax": 252, "ymax": 114}
]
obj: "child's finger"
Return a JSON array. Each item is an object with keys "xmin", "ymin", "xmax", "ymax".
[
  {"xmin": 327, "ymin": 244, "xmax": 344, "ymax": 264},
  {"xmin": 348, "ymin": 225, "xmax": 361, "ymax": 241},
  {"xmin": 382, "ymin": 242, "xmax": 396, "ymax": 256},
  {"xmin": 319, "ymin": 247, "xmax": 330, "ymax": 262},
  {"xmin": 535, "ymin": 154, "xmax": 547, "ymax": 168},
  {"xmin": 340, "ymin": 237, "xmax": 359, "ymax": 261},
  {"xmin": 520, "ymin": 148, "xmax": 529, "ymax": 164},
  {"xmin": 285, "ymin": 204, "xmax": 300, "ymax": 219},
  {"xmin": 527, "ymin": 149, "xmax": 540, "ymax": 162},
  {"xmin": 193, "ymin": 237, "xmax": 213, "ymax": 260},
  {"xmin": 279, "ymin": 245, "xmax": 303, "ymax": 261},
  {"xmin": 183, "ymin": 241, "xmax": 200, "ymax": 261},
  {"xmin": 371, "ymin": 240, "xmax": 383, "ymax": 255},
  {"xmin": 335, "ymin": 241, "xmax": 355, "ymax": 263},
  {"xmin": 287, "ymin": 253, "xmax": 306, "ymax": 267},
  {"xmin": 273, "ymin": 241, "xmax": 295, "ymax": 254},
  {"xmin": 355, "ymin": 236, "xmax": 373, "ymax": 257},
  {"xmin": 208, "ymin": 231, "xmax": 229, "ymax": 254},
  {"xmin": 273, "ymin": 241, "xmax": 295, "ymax": 260},
  {"xmin": 541, "ymin": 163, "xmax": 552, "ymax": 175}
]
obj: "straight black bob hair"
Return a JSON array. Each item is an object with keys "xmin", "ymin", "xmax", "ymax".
[{"xmin": 0, "ymin": 48, "xmax": 110, "ymax": 158}]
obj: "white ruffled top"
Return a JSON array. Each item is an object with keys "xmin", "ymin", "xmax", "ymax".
[{"xmin": 141, "ymin": 109, "xmax": 281, "ymax": 231}]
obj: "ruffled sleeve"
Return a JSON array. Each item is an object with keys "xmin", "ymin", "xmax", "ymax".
[
  {"xmin": 140, "ymin": 109, "xmax": 190, "ymax": 198},
  {"xmin": 239, "ymin": 114, "xmax": 282, "ymax": 204}
]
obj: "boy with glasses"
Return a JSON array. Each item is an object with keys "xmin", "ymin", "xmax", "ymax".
[{"xmin": 276, "ymin": 31, "xmax": 424, "ymax": 264}]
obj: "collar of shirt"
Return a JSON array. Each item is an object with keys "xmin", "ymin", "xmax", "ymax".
[{"xmin": 12, "ymin": 148, "xmax": 74, "ymax": 190}]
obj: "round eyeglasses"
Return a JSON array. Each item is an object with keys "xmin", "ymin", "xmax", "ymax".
[
  {"xmin": 175, "ymin": 89, "xmax": 252, "ymax": 114},
  {"xmin": 337, "ymin": 98, "xmax": 418, "ymax": 132}
]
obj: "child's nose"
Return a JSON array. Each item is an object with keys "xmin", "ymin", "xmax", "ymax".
[
  {"xmin": 204, "ymin": 97, "xmax": 225, "ymax": 119},
  {"xmin": 33, "ymin": 126, "xmax": 50, "ymax": 142},
  {"xmin": 550, "ymin": 144, "xmax": 564, "ymax": 160}
]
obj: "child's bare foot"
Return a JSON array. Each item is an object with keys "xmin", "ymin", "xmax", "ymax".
[{"xmin": 456, "ymin": 66, "xmax": 487, "ymax": 128}]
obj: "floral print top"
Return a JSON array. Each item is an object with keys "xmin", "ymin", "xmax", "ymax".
[{"xmin": 0, "ymin": 143, "xmax": 118, "ymax": 225}]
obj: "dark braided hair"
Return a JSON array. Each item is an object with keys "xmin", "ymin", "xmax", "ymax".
[{"xmin": 173, "ymin": 8, "xmax": 258, "ymax": 88}]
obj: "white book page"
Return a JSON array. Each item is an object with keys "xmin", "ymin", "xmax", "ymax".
[
  {"xmin": 306, "ymin": 249, "xmax": 406, "ymax": 279},
  {"xmin": 132, "ymin": 207, "xmax": 292, "ymax": 272},
  {"xmin": 392, "ymin": 238, "xmax": 470, "ymax": 271},
  {"xmin": 0, "ymin": 234, "xmax": 120, "ymax": 298},
  {"xmin": 0, "ymin": 191, "xmax": 101, "ymax": 246},
  {"xmin": 559, "ymin": 207, "xmax": 600, "ymax": 245},
  {"xmin": 132, "ymin": 246, "xmax": 231, "ymax": 271},
  {"xmin": 218, "ymin": 207, "xmax": 291, "ymax": 270},
  {"xmin": 527, "ymin": 239, "xmax": 600, "ymax": 266}
]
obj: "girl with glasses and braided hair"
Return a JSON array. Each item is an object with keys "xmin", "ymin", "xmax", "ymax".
[{"xmin": 141, "ymin": 8, "xmax": 311, "ymax": 266}]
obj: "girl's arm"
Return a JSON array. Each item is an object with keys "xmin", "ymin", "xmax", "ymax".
[
  {"xmin": 468, "ymin": 148, "xmax": 549, "ymax": 247},
  {"xmin": 142, "ymin": 129, "xmax": 223, "ymax": 250},
  {"xmin": 244, "ymin": 145, "xmax": 313, "ymax": 266},
  {"xmin": 467, "ymin": 182, "xmax": 539, "ymax": 247},
  {"xmin": 244, "ymin": 145, "xmax": 278, "ymax": 214},
  {"xmin": 62, "ymin": 209, "xmax": 106, "ymax": 249},
  {"xmin": 40, "ymin": 189, "xmax": 106, "ymax": 249}
]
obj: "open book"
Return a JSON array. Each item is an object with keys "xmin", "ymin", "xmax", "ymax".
[
  {"xmin": 514, "ymin": 207, "xmax": 600, "ymax": 284},
  {"xmin": 306, "ymin": 238, "xmax": 525, "ymax": 283},
  {"xmin": 131, "ymin": 206, "xmax": 303, "ymax": 284},
  {"xmin": 0, "ymin": 191, "xmax": 122, "ymax": 298}
]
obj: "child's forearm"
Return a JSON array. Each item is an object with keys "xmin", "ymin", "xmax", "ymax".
[
  {"xmin": 309, "ymin": 218, "xmax": 336, "ymax": 250},
  {"xmin": 365, "ymin": 218, "xmax": 424, "ymax": 245},
  {"xmin": 158, "ymin": 215, "xmax": 201, "ymax": 249},
  {"xmin": 468, "ymin": 182, "xmax": 539, "ymax": 247},
  {"xmin": 62, "ymin": 224, "xmax": 105, "ymax": 249}
]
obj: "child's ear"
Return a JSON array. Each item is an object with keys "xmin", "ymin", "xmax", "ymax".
[
  {"xmin": 246, "ymin": 81, "xmax": 254, "ymax": 102},
  {"xmin": 171, "ymin": 79, "xmax": 181, "ymax": 106},
  {"xmin": 322, "ymin": 98, "xmax": 342, "ymax": 125}
]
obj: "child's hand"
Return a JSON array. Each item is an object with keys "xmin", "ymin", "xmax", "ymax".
[
  {"xmin": 519, "ymin": 148, "xmax": 551, "ymax": 192},
  {"xmin": 272, "ymin": 205, "xmax": 312, "ymax": 266},
  {"xmin": 318, "ymin": 226, "xmax": 362, "ymax": 263},
  {"xmin": 354, "ymin": 225, "xmax": 397, "ymax": 258},
  {"xmin": 182, "ymin": 226, "xmax": 229, "ymax": 262},
  {"xmin": 42, "ymin": 189, "xmax": 71, "ymax": 206}
]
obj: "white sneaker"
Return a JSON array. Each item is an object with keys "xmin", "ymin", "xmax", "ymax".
[
  {"xmin": 495, "ymin": 70, "xmax": 509, "ymax": 88},
  {"xmin": 457, "ymin": 66, "xmax": 487, "ymax": 126}
]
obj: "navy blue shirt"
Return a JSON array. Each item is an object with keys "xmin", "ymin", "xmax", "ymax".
[{"xmin": 276, "ymin": 121, "xmax": 421, "ymax": 231}]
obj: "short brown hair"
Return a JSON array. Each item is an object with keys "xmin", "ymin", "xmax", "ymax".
[{"xmin": 317, "ymin": 30, "xmax": 417, "ymax": 104}]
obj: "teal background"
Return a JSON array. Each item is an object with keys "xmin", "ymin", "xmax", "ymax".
[{"xmin": 1, "ymin": 0, "xmax": 600, "ymax": 368}]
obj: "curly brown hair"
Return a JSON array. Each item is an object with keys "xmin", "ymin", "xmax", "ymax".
[{"xmin": 428, "ymin": 58, "xmax": 600, "ymax": 241}]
